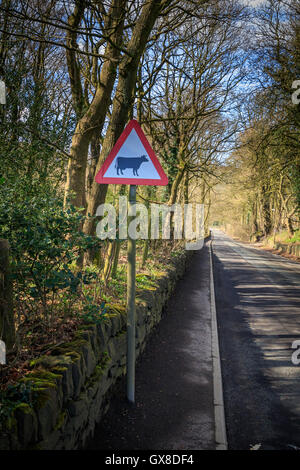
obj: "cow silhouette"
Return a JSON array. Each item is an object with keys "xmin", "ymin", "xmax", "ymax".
[{"xmin": 115, "ymin": 154, "xmax": 148, "ymax": 176}]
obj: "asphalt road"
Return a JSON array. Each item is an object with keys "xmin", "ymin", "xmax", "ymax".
[{"xmin": 212, "ymin": 229, "xmax": 300, "ymax": 450}]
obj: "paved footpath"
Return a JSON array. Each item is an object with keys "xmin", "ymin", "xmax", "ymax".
[{"xmin": 86, "ymin": 242, "xmax": 217, "ymax": 450}]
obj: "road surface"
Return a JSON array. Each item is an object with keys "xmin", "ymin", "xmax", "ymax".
[{"xmin": 212, "ymin": 229, "xmax": 300, "ymax": 450}]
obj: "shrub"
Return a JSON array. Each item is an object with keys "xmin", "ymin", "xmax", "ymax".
[{"xmin": 0, "ymin": 179, "xmax": 100, "ymax": 325}]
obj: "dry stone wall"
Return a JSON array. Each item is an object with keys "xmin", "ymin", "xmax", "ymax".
[
  {"xmin": 274, "ymin": 242, "xmax": 300, "ymax": 257},
  {"xmin": 0, "ymin": 250, "xmax": 192, "ymax": 450}
]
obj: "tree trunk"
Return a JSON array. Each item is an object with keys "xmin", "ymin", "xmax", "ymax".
[
  {"xmin": 0, "ymin": 240, "xmax": 15, "ymax": 351},
  {"xmin": 111, "ymin": 241, "xmax": 121, "ymax": 279},
  {"xmin": 102, "ymin": 241, "xmax": 116, "ymax": 284},
  {"xmin": 64, "ymin": 0, "xmax": 127, "ymax": 208},
  {"xmin": 261, "ymin": 185, "xmax": 272, "ymax": 237},
  {"xmin": 251, "ymin": 199, "xmax": 260, "ymax": 241},
  {"xmin": 83, "ymin": 0, "xmax": 167, "ymax": 236},
  {"xmin": 287, "ymin": 216, "xmax": 295, "ymax": 238},
  {"xmin": 168, "ymin": 167, "xmax": 185, "ymax": 206},
  {"xmin": 183, "ymin": 170, "xmax": 189, "ymax": 204},
  {"xmin": 204, "ymin": 188, "xmax": 211, "ymax": 235}
]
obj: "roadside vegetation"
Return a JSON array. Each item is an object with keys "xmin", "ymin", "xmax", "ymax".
[
  {"xmin": 209, "ymin": 0, "xmax": 300, "ymax": 249},
  {"xmin": 0, "ymin": 0, "xmax": 299, "ymax": 395}
]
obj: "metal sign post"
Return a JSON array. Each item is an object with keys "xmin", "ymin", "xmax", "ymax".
[
  {"xmin": 0, "ymin": 340, "xmax": 6, "ymax": 365},
  {"xmin": 126, "ymin": 184, "xmax": 136, "ymax": 403},
  {"xmin": 95, "ymin": 119, "xmax": 168, "ymax": 405},
  {"xmin": 0, "ymin": 80, "xmax": 6, "ymax": 105}
]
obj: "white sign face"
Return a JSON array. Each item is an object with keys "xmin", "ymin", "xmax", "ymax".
[
  {"xmin": 103, "ymin": 129, "xmax": 161, "ymax": 180},
  {"xmin": 0, "ymin": 340, "xmax": 6, "ymax": 365}
]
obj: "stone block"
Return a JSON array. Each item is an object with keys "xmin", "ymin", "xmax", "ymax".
[
  {"xmin": 35, "ymin": 389, "xmax": 59, "ymax": 442},
  {"xmin": 109, "ymin": 314, "xmax": 122, "ymax": 336},
  {"xmin": 67, "ymin": 395, "xmax": 88, "ymax": 418},
  {"xmin": 103, "ymin": 316, "xmax": 112, "ymax": 338},
  {"xmin": 71, "ymin": 360, "xmax": 84, "ymax": 398},
  {"xmin": 61, "ymin": 365, "xmax": 74, "ymax": 400},
  {"xmin": 82, "ymin": 343, "xmax": 96, "ymax": 377},
  {"xmin": 14, "ymin": 404, "xmax": 38, "ymax": 447}
]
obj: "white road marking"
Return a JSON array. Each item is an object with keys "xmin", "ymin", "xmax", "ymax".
[{"xmin": 209, "ymin": 235, "xmax": 228, "ymax": 450}]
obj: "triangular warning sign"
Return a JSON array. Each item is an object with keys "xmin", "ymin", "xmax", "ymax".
[{"xmin": 95, "ymin": 119, "xmax": 168, "ymax": 186}]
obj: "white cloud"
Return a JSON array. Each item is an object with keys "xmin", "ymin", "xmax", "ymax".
[{"xmin": 240, "ymin": 0, "xmax": 266, "ymax": 6}]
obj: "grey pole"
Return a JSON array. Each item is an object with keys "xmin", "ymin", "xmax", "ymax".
[{"xmin": 127, "ymin": 184, "xmax": 136, "ymax": 403}]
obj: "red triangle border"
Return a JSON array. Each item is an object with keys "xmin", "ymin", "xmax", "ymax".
[{"xmin": 95, "ymin": 119, "xmax": 168, "ymax": 186}]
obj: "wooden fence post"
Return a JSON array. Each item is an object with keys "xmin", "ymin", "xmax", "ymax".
[{"xmin": 0, "ymin": 239, "xmax": 15, "ymax": 351}]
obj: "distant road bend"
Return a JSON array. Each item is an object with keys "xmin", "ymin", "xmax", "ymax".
[{"xmin": 211, "ymin": 229, "xmax": 300, "ymax": 450}]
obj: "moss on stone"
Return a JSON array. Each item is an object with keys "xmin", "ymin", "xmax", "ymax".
[
  {"xmin": 20, "ymin": 369, "xmax": 61, "ymax": 408},
  {"xmin": 85, "ymin": 364, "xmax": 104, "ymax": 388},
  {"xmin": 51, "ymin": 366, "xmax": 68, "ymax": 374},
  {"xmin": 66, "ymin": 351, "xmax": 82, "ymax": 363},
  {"xmin": 21, "ymin": 376, "xmax": 57, "ymax": 389},
  {"xmin": 77, "ymin": 324, "xmax": 96, "ymax": 332},
  {"xmin": 13, "ymin": 403, "xmax": 34, "ymax": 415},
  {"xmin": 29, "ymin": 354, "xmax": 72, "ymax": 370},
  {"xmin": 25, "ymin": 369, "xmax": 62, "ymax": 383},
  {"xmin": 106, "ymin": 303, "xmax": 126, "ymax": 315},
  {"xmin": 154, "ymin": 270, "xmax": 168, "ymax": 277},
  {"xmin": 50, "ymin": 339, "xmax": 88, "ymax": 363},
  {"xmin": 31, "ymin": 388, "xmax": 54, "ymax": 409},
  {"xmin": 55, "ymin": 338, "xmax": 87, "ymax": 351},
  {"xmin": 85, "ymin": 352, "xmax": 111, "ymax": 388}
]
